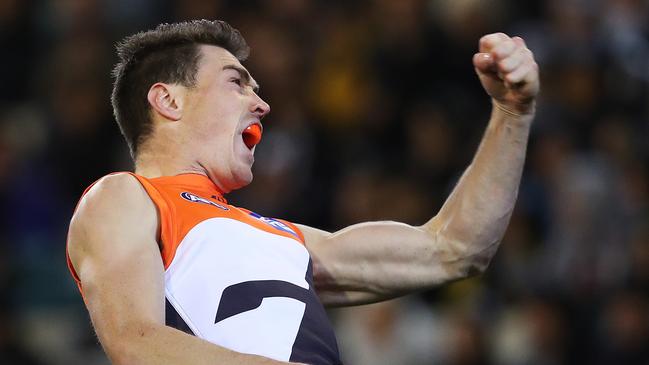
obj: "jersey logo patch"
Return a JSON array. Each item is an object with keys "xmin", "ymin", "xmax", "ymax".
[
  {"xmin": 180, "ymin": 192, "xmax": 229, "ymax": 211},
  {"xmin": 247, "ymin": 211, "xmax": 299, "ymax": 239}
]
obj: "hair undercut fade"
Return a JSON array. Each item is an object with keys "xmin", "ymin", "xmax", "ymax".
[{"xmin": 111, "ymin": 19, "xmax": 250, "ymax": 158}]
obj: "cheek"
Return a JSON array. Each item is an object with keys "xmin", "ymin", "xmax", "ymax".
[
  {"xmin": 193, "ymin": 109, "xmax": 232, "ymax": 140},
  {"xmin": 189, "ymin": 91, "xmax": 243, "ymax": 144}
]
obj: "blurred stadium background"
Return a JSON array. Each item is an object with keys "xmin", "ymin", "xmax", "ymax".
[{"xmin": 0, "ymin": 0, "xmax": 648, "ymax": 364}]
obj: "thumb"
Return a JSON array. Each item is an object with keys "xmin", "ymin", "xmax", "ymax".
[{"xmin": 473, "ymin": 53, "xmax": 496, "ymax": 74}]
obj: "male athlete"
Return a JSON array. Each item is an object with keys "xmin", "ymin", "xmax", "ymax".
[{"xmin": 67, "ymin": 20, "xmax": 539, "ymax": 365}]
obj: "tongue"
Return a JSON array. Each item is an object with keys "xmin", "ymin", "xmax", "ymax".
[{"xmin": 242, "ymin": 124, "xmax": 262, "ymax": 149}]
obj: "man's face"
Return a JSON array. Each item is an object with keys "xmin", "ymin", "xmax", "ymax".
[{"xmin": 183, "ymin": 45, "xmax": 270, "ymax": 193}]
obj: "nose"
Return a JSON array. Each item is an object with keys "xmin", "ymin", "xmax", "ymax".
[{"xmin": 250, "ymin": 93, "xmax": 271, "ymax": 119}]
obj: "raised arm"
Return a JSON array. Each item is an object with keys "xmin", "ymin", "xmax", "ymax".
[
  {"xmin": 67, "ymin": 174, "xmax": 304, "ymax": 365},
  {"xmin": 301, "ymin": 33, "xmax": 539, "ymax": 307}
]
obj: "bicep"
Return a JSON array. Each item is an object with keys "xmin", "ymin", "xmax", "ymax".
[
  {"xmin": 68, "ymin": 175, "xmax": 164, "ymax": 357},
  {"xmin": 298, "ymin": 219, "xmax": 464, "ymax": 307}
]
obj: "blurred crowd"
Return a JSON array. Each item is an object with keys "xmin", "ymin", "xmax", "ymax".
[{"xmin": 0, "ymin": 0, "xmax": 647, "ymax": 364}]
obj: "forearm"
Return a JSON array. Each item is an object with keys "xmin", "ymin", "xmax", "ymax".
[
  {"xmin": 105, "ymin": 322, "xmax": 302, "ymax": 365},
  {"xmin": 423, "ymin": 100, "xmax": 533, "ymax": 272},
  {"xmin": 304, "ymin": 33, "xmax": 539, "ymax": 303}
]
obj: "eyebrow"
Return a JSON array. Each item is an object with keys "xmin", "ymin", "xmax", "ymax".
[{"xmin": 222, "ymin": 64, "xmax": 260, "ymax": 93}]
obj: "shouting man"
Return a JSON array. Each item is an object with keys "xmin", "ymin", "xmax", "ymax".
[{"xmin": 67, "ymin": 20, "xmax": 539, "ymax": 365}]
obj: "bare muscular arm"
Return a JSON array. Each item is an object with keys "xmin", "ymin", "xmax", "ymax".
[
  {"xmin": 300, "ymin": 33, "xmax": 539, "ymax": 307},
  {"xmin": 68, "ymin": 174, "xmax": 305, "ymax": 365}
]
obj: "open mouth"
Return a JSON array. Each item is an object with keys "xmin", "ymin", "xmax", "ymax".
[{"xmin": 242, "ymin": 123, "xmax": 263, "ymax": 150}]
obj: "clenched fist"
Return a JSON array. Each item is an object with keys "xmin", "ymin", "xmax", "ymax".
[{"xmin": 473, "ymin": 33, "xmax": 540, "ymax": 115}]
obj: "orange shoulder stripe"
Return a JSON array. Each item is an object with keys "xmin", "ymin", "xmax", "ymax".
[{"xmin": 67, "ymin": 172, "xmax": 308, "ymax": 294}]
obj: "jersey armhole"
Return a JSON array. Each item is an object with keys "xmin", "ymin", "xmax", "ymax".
[
  {"xmin": 65, "ymin": 172, "xmax": 177, "ymax": 296},
  {"xmin": 276, "ymin": 219, "xmax": 306, "ymax": 244},
  {"xmin": 66, "ymin": 175, "xmax": 109, "ymax": 291}
]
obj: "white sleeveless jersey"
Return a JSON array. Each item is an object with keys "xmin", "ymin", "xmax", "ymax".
[{"xmin": 68, "ymin": 173, "xmax": 341, "ymax": 365}]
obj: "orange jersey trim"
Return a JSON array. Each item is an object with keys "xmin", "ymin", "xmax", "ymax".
[{"xmin": 66, "ymin": 172, "xmax": 306, "ymax": 293}]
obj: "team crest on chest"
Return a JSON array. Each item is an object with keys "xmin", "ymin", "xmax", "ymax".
[
  {"xmin": 247, "ymin": 211, "xmax": 299, "ymax": 239},
  {"xmin": 180, "ymin": 192, "xmax": 229, "ymax": 211}
]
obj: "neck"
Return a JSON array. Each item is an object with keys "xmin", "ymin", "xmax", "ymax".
[
  {"xmin": 134, "ymin": 144, "xmax": 207, "ymax": 179},
  {"xmin": 132, "ymin": 130, "xmax": 231, "ymax": 193}
]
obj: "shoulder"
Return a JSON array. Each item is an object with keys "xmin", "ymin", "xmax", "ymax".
[
  {"xmin": 68, "ymin": 173, "xmax": 158, "ymax": 259},
  {"xmin": 85, "ymin": 172, "xmax": 148, "ymax": 201},
  {"xmin": 74, "ymin": 173, "xmax": 153, "ymax": 222}
]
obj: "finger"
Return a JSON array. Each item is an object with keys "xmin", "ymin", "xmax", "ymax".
[
  {"xmin": 502, "ymin": 47, "xmax": 536, "ymax": 84},
  {"xmin": 491, "ymin": 39, "xmax": 517, "ymax": 60},
  {"xmin": 512, "ymin": 36, "xmax": 526, "ymax": 48},
  {"xmin": 505, "ymin": 62, "xmax": 532, "ymax": 85},
  {"xmin": 505, "ymin": 60, "xmax": 536, "ymax": 85},
  {"xmin": 473, "ymin": 52, "xmax": 496, "ymax": 73},
  {"xmin": 521, "ymin": 62, "xmax": 539, "ymax": 87},
  {"xmin": 479, "ymin": 32, "xmax": 511, "ymax": 53},
  {"xmin": 498, "ymin": 46, "xmax": 527, "ymax": 73},
  {"xmin": 511, "ymin": 67, "xmax": 540, "ymax": 101}
]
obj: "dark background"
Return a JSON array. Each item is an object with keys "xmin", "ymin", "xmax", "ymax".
[{"xmin": 0, "ymin": 0, "xmax": 648, "ymax": 364}]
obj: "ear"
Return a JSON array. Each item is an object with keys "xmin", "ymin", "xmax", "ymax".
[{"xmin": 147, "ymin": 83, "xmax": 184, "ymax": 121}]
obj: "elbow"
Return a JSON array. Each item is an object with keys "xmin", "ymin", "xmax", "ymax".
[
  {"xmin": 446, "ymin": 237, "xmax": 501, "ymax": 280},
  {"xmin": 103, "ymin": 337, "xmax": 138, "ymax": 365},
  {"xmin": 106, "ymin": 341, "xmax": 142, "ymax": 365},
  {"xmin": 100, "ymin": 322, "xmax": 161, "ymax": 365},
  {"xmin": 467, "ymin": 239, "xmax": 501, "ymax": 277},
  {"xmin": 459, "ymin": 251, "xmax": 494, "ymax": 278}
]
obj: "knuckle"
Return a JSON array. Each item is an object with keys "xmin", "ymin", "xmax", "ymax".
[
  {"xmin": 484, "ymin": 32, "xmax": 507, "ymax": 44},
  {"xmin": 524, "ymin": 51, "xmax": 535, "ymax": 63}
]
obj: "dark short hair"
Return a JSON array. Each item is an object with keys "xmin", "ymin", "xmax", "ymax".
[{"xmin": 111, "ymin": 19, "xmax": 249, "ymax": 158}]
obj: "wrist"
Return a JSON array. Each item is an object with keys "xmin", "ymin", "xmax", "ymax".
[{"xmin": 492, "ymin": 99, "xmax": 536, "ymax": 117}]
